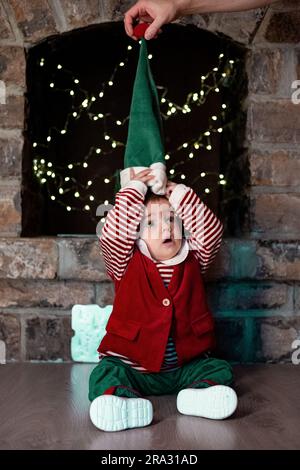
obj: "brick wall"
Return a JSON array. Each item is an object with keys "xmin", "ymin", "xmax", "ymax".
[{"xmin": 0, "ymin": 0, "xmax": 299, "ymax": 362}]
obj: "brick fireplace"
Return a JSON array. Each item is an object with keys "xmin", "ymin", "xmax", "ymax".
[{"xmin": 0, "ymin": 0, "xmax": 300, "ymax": 363}]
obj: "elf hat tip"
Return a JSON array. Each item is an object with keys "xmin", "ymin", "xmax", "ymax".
[{"xmin": 133, "ymin": 22, "xmax": 150, "ymax": 39}]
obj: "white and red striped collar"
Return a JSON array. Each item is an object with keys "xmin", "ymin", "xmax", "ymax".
[{"xmin": 135, "ymin": 238, "xmax": 189, "ymax": 266}]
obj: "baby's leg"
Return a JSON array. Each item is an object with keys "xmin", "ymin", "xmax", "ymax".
[
  {"xmin": 88, "ymin": 357, "xmax": 153, "ymax": 432},
  {"xmin": 176, "ymin": 356, "xmax": 237, "ymax": 420}
]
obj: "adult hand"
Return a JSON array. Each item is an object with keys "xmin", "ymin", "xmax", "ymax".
[{"xmin": 124, "ymin": 0, "xmax": 182, "ymax": 41}]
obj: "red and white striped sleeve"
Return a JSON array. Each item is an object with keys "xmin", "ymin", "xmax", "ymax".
[
  {"xmin": 99, "ymin": 180, "xmax": 147, "ymax": 281},
  {"xmin": 169, "ymin": 184, "xmax": 224, "ymax": 274}
]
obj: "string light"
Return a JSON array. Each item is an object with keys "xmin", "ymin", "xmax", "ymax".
[{"xmin": 32, "ymin": 43, "xmax": 238, "ymax": 216}]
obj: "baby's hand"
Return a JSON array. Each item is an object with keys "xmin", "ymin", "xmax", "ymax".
[
  {"xmin": 130, "ymin": 168, "xmax": 155, "ymax": 184},
  {"xmin": 165, "ymin": 180, "xmax": 177, "ymax": 198}
]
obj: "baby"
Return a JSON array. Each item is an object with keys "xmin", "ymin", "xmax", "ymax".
[{"xmin": 89, "ymin": 168, "xmax": 237, "ymax": 432}]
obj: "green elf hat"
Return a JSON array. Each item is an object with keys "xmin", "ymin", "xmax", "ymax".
[{"xmin": 118, "ymin": 23, "xmax": 167, "ymax": 195}]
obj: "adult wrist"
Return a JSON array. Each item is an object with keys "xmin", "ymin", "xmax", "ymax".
[{"xmin": 175, "ymin": 0, "xmax": 210, "ymax": 16}]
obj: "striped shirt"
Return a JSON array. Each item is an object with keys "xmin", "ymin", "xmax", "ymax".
[{"xmin": 99, "ymin": 183, "xmax": 223, "ymax": 373}]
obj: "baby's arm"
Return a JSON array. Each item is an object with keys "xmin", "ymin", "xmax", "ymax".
[
  {"xmin": 169, "ymin": 184, "xmax": 224, "ymax": 274},
  {"xmin": 99, "ymin": 179, "xmax": 148, "ymax": 281}
]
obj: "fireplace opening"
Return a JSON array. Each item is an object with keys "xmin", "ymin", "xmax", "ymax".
[{"xmin": 22, "ymin": 21, "xmax": 247, "ymax": 237}]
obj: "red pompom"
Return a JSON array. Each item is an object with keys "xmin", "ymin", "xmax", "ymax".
[{"xmin": 133, "ymin": 22, "xmax": 150, "ymax": 39}]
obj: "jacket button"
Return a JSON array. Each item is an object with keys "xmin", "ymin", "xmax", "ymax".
[{"xmin": 162, "ymin": 298, "xmax": 170, "ymax": 306}]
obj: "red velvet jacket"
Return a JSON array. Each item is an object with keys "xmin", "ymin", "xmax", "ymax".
[{"xmin": 97, "ymin": 246, "xmax": 216, "ymax": 372}]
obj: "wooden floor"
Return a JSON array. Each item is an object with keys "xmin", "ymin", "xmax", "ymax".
[{"xmin": 0, "ymin": 363, "xmax": 299, "ymax": 450}]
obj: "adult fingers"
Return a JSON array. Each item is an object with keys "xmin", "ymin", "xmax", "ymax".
[{"xmin": 144, "ymin": 16, "xmax": 166, "ymax": 40}]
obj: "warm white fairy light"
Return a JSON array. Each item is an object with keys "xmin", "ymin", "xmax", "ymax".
[
  {"xmin": 201, "ymin": 172, "xmax": 206, "ymax": 177},
  {"xmin": 87, "ymin": 180, "xmax": 92, "ymax": 186},
  {"xmin": 148, "ymin": 54, "xmax": 153, "ymax": 60},
  {"xmin": 67, "ymin": 206, "xmax": 71, "ymax": 211},
  {"xmin": 51, "ymin": 195, "xmax": 55, "ymax": 200},
  {"xmin": 74, "ymin": 192, "xmax": 80, "ymax": 198},
  {"xmin": 205, "ymin": 188, "xmax": 210, "ymax": 193},
  {"xmin": 33, "ymin": 50, "xmax": 237, "ymax": 214},
  {"xmin": 85, "ymin": 205, "xmax": 90, "ymax": 211},
  {"xmin": 104, "ymin": 200, "xmax": 109, "ymax": 205}
]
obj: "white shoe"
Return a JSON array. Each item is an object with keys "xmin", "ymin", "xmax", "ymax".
[
  {"xmin": 177, "ymin": 385, "xmax": 238, "ymax": 420},
  {"xmin": 89, "ymin": 395, "xmax": 153, "ymax": 432}
]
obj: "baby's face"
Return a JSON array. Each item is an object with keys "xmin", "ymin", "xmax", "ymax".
[{"xmin": 140, "ymin": 199, "xmax": 182, "ymax": 262}]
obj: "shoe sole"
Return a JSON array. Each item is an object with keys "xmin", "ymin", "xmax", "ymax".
[
  {"xmin": 177, "ymin": 385, "xmax": 238, "ymax": 420},
  {"xmin": 89, "ymin": 395, "xmax": 153, "ymax": 432}
]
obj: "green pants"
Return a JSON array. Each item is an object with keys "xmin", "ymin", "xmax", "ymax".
[{"xmin": 88, "ymin": 355, "xmax": 233, "ymax": 402}]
